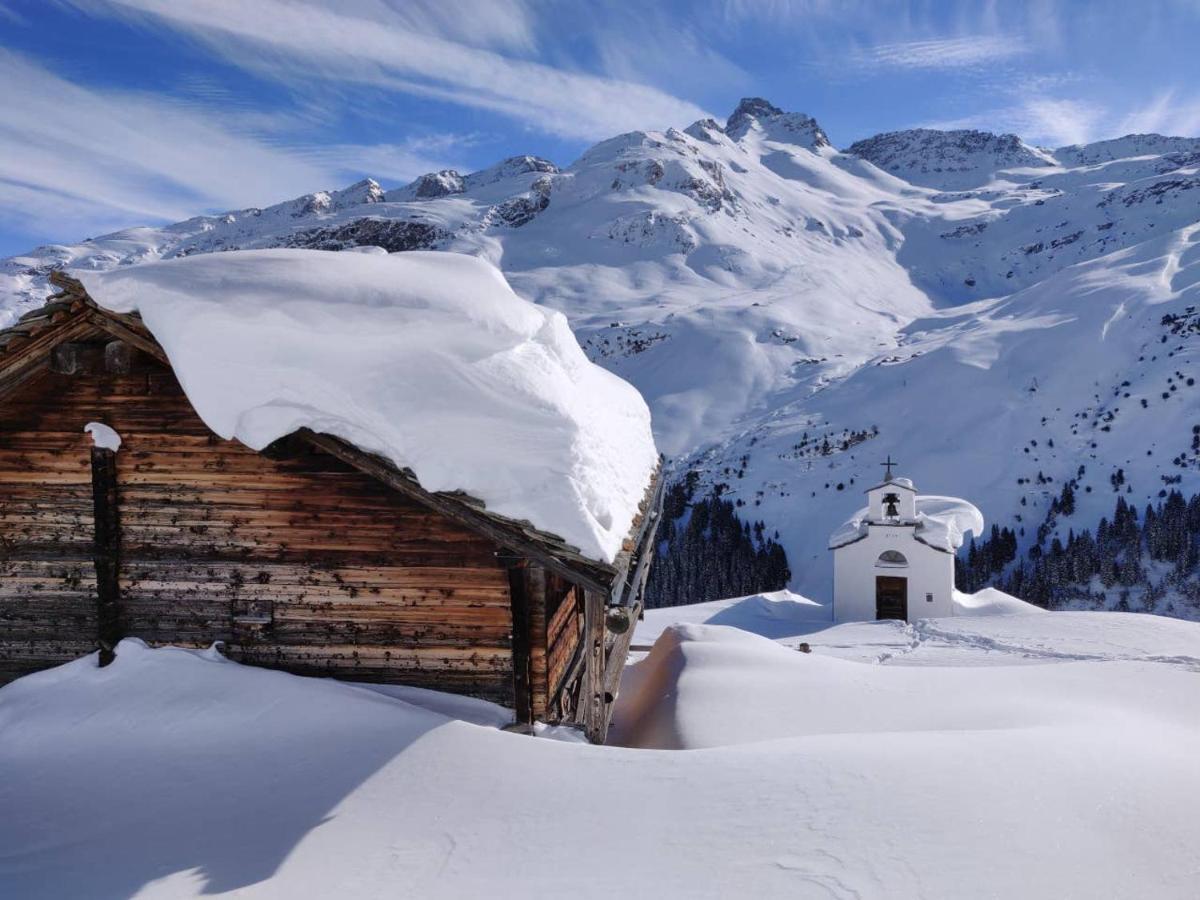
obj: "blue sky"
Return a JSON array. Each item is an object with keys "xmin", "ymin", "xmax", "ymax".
[{"xmin": 1, "ymin": 0, "xmax": 1198, "ymax": 256}]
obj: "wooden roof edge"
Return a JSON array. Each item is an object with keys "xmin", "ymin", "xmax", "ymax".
[
  {"xmin": 48, "ymin": 269, "xmax": 88, "ymax": 297},
  {"xmin": 1, "ymin": 273, "xmax": 163, "ymax": 368},
  {"xmin": 607, "ymin": 459, "xmax": 665, "ymax": 607}
]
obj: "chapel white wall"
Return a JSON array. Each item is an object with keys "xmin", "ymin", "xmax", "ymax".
[{"xmin": 833, "ymin": 526, "xmax": 956, "ymax": 622}]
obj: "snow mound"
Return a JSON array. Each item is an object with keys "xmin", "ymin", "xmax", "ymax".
[
  {"xmin": 612, "ymin": 617, "xmax": 1200, "ymax": 750},
  {"xmin": 829, "ymin": 494, "xmax": 984, "ymax": 552},
  {"xmin": 635, "ymin": 589, "xmax": 829, "ymax": 645},
  {"xmin": 953, "ymin": 587, "xmax": 1043, "ymax": 616},
  {"xmin": 84, "ymin": 421, "xmax": 122, "ymax": 451},
  {"xmin": 77, "ymin": 249, "xmax": 658, "ymax": 563}
]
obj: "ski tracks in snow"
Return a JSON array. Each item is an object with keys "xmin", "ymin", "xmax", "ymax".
[{"xmin": 905, "ymin": 619, "xmax": 1200, "ymax": 671}]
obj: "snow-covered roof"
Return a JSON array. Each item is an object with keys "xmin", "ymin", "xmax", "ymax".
[
  {"xmin": 74, "ymin": 248, "xmax": 659, "ymax": 564},
  {"xmin": 828, "ymin": 494, "xmax": 984, "ymax": 553}
]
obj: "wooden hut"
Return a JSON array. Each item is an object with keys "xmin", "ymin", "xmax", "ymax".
[{"xmin": 0, "ymin": 272, "xmax": 662, "ymax": 742}]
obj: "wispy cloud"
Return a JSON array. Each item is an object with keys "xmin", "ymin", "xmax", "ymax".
[
  {"xmin": 304, "ymin": 137, "xmax": 478, "ymax": 186},
  {"xmin": 64, "ymin": 0, "xmax": 709, "ymax": 141},
  {"xmin": 0, "ymin": 2, "xmax": 27, "ymax": 25},
  {"xmin": 0, "ymin": 50, "xmax": 457, "ymax": 244},
  {"xmin": 924, "ymin": 89, "xmax": 1200, "ymax": 148},
  {"xmin": 921, "ymin": 96, "xmax": 1104, "ymax": 147},
  {"xmin": 856, "ymin": 34, "xmax": 1030, "ymax": 71},
  {"xmin": 1118, "ymin": 89, "xmax": 1200, "ymax": 138}
]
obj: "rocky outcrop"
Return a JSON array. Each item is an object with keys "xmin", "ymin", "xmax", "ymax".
[
  {"xmin": 284, "ymin": 218, "xmax": 449, "ymax": 252},
  {"xmin": 847, "ymin": 128, "xmax": 1055, "ymax": 189}
]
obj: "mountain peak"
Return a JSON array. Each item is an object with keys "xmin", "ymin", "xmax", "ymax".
[
  {"xmin": 332, "ymin": 178, "xmax": 385, "ymax": 208},
  {"xmin": 725, "ymin": 97, "xmax": 829, "ymax": 148},
  {"xmin": 726, "ymin": 97, "xmax": 784, "ymax": 132}
]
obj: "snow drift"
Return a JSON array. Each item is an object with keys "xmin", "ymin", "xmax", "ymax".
[
  {"xmin": 77, "ymin": 249, "xmax": 658, "ymax": 563},
  {"xmin": 828, "ymin": 493, "xmax": 984, "ymax": 552},
  {"xmin": 4, "ymin": 614, "xmax": 1200, "ymax": 898},
  {"xmin": 611, "ymin": 617, "xmax": 1200, "ymax": 750}
]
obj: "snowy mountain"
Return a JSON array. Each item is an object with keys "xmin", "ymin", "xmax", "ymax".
[
  {"xmin": 846, "ymin": 127, "xmax": 1056, "ymax": 189},
  {"xmin": 5, "ymin": 97, "xmax": 1200, "ymax": 614}
]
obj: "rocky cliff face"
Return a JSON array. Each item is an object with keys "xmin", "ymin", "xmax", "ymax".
[{"xmin": 847, "ymin": 128, "xmax": 1056, "ymax": 189}]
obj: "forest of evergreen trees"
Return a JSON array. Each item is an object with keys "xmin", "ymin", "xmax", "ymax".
[
  {"xmin": 645, "ymin": 472, "xmax": 791, "ymax": 608},
  {"xmin": 957, "ymin": 486, "xmax": 1200, "ymax": 617}
]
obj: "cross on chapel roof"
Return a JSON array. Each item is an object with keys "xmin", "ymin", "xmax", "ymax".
[{"xmin": 882, "ymin": 455, "xmax": 898, "ymax": 481}]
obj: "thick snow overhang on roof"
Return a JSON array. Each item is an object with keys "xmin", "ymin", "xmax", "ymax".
[
  {"xmin": 0, "ymin": 254, "xmax": 667, "ymax": 592},
  {"xmin": 828, "ymin": 494, "xmax": 984, "ymax": 553},
  {"xmin": 70, "ymin": 249, "xmax": 660, "ymax": 566}
]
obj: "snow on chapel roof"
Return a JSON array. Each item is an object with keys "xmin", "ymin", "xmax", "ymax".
[
  {"xmin": 75, "ymin": 248, "xmax": 659, "ymax": 564},
  {"xmin": 829, "ymin": 494, "xmax": 984, "ymax": 553}
]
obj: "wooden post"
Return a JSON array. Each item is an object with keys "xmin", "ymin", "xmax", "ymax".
[
  {"xmin": 506, "ymin": 560, "xmax": 535, "ymax": 727},
  {"xmin": 90, "ymin": 446, "xmax": 122, "ymax": 666},
  {"xmin": 583, "ymin": 588, "xmax": 606, "ymax": 743}
]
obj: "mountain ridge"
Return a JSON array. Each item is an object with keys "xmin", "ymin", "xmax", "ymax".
[{"xmin": 5, "ymin": 98, "xmax": 1200, "ymax": 615}]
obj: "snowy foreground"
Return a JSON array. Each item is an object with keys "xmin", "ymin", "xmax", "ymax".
[{"xmin": 3, "ymin": 597, "xmax": 1200, "ymax": 899}]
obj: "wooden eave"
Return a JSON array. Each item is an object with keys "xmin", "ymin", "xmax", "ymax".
[{"xmin": 0, "ymin": 273, "xmax": 664, "ymax": 596}]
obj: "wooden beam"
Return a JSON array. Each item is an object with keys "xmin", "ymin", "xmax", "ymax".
[
  {"xmin": 85, "ymin": 311, "xmax": 169, "ymax": 365},
  {"xmin": 90, "ymin": 446, "xmax": 123, "ymax": 665},
  {"xmin": 607, "ymin": 462, "xmax": 665, "ymax": 606},
  {"xmin": 582, "ymin": 588, "xmax": 606, "ymax": 743},
  {"xmin": 0, "ymin": 317, "xmax": 97, "ymax": 402},
  {"xmin": 597, "ymin": 475, "xmax": 662, "ymax": 734},
  {"xmin": 0, "ymin": 356, "xmax": 49, "ymax": 402},
  {"xmin": 506, "ymin": 561, "xmax": 536, "ymax": 726}
]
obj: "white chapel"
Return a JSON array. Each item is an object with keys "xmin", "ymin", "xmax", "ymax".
[{"xmin": 829, "ymin": 459, "xmax": 983, "ymax": 622}]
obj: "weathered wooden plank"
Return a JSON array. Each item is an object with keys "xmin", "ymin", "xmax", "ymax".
[
  {"xmin": 84, "ymin": 310, "xmax": 169, "ymax": 365},
  {"xmin": 89, "ymin": 445, "xmax": 122, "ymax": 665},
  {"xmin": 226, "ymin": 643, "xmax": 513, "ymax": 668},
  {"xmin": 547, "ymin": 587, "xmax": 582, "ymax": 701},
  {"xmin": 301, "ymin": 431, "xmax": 614, "ymax": 597},
  {"xmin": 0, "ymin": 317, "xmax": 99, "ymax": 403},
  {"xmin": 507, "ymin": 562, "xmax": 534, "ymax": 725},
  {"xmin": 527, "ymin": 567, "xmax": 549, "ymax": 721}
]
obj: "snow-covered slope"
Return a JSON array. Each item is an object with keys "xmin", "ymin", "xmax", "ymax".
[
  {"xmin": 5, "ymin": 97, "xmax": 1200, "ymax": 608},
  {"xmin": 3, "ymin": 615, "xmax": 1199, "ymax": 899}
]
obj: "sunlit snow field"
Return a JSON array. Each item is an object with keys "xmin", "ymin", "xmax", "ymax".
[{"xmin": 2, "ymin": 594, "xmax": 1198, "ymax": 899}]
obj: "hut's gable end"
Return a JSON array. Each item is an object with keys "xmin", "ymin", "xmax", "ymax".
[
  {"xmin": 0, "ymin": 292, "xmax": 663, "ymax": 740},
  {"xmin": 0, "ymin": 348, "xmax": 518, "ymax": 702}
]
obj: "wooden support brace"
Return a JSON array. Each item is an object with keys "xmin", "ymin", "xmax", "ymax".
[
  {"xmin": 583, "ymin": 588, "xmax": 607, "ymax": 743},
  {"xmin": 90, "ymin": 446, "xmax": 122, "ymax": 665}
]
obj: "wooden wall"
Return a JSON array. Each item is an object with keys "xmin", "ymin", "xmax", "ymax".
[
  {"xmin": 0, "ymin": 376, "xmax": 98, "ymax": 682},
  {"xmin": 0, "ymin": 344, "xmax": 518, "ymax": 703},
  {"xmin": 542, "ymin": 575, "xmax": 583, "ymax": 720}
]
